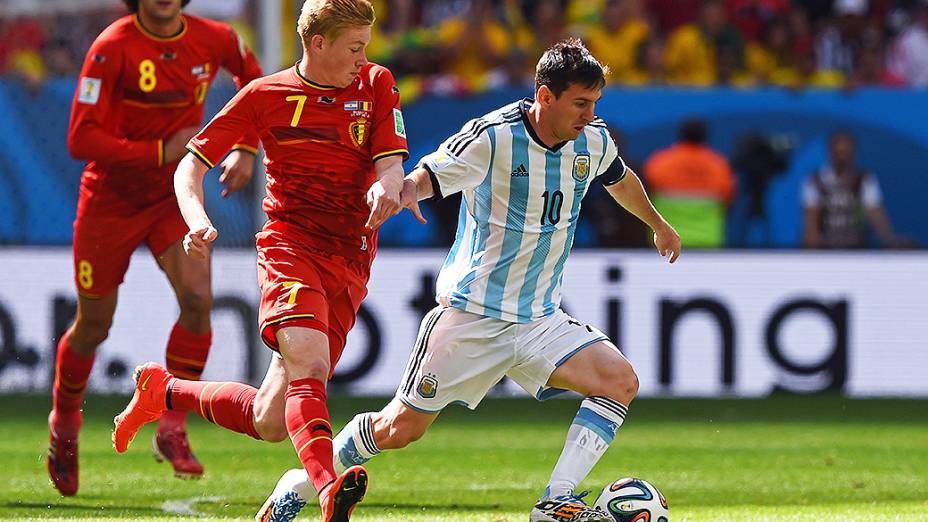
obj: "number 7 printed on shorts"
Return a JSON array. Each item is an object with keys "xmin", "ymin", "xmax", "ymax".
[{"xmin": 282, "ymin": 281, "xmax": 304, "ymax": 305}]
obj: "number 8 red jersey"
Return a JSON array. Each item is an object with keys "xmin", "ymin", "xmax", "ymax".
[
  {"xmin": 187, "ymin": 63, "xmax": 409, "ymax": 265},
  {"xmin": 68, "ymin": 14, "xmax": 263, "ymax": 211}
]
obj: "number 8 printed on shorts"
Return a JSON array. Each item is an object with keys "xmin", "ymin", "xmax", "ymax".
[{"xmin": 78, "ymin": 260, "xmax": 94, "ymax": 290}]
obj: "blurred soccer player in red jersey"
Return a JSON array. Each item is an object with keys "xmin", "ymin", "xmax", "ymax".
[
  {"xmin": 112, "ymin": 0, "xmax": 408, "ymax": 519},
  {"xmin": 49, "ymin": 0, "xmax": 263, "ymax": 496}
]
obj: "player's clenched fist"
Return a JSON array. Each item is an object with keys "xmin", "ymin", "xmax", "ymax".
[{"xmin": 183, "ymin": 226, "xmax": 218, "ymax": 259}]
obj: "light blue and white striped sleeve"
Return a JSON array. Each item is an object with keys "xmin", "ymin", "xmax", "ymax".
[{"xmin": 418, "ymin": 119, "xmax": 492, "ymax": 199}]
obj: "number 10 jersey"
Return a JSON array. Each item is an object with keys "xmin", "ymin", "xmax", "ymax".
[{"xmin": 420, "ymin": 99, "xmax": 626, "ymax": 324}]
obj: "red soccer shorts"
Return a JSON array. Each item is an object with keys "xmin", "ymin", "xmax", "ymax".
[
  {"xmin": 256, "ymin": 226, "xmax": 370, "ymax": 373},
  {"xmin": 72, "ymin": 194, "xmax": 187, "ymax": 298}
]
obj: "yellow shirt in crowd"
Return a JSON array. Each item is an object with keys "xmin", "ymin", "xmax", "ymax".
[
  {"xmin": 586, "ymin": 19, "xmax": 651, "ymax": 84},
  {"xmin": 664, "ymin": 24, "xmax": 716, "ymax": 86}
]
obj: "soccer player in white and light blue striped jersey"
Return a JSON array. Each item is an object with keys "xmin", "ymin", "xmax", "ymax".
[{"xmin": 261, "ymin": 39, "xmax": 681, "ymax": 522}]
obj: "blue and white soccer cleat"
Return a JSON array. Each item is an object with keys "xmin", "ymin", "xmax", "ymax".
[
  {"xmin": 530, "ymin": 491, "xmax": 612, "ymax": 522},
  {"xmin": 255, "ymin": 468, "xmax": 314, "ymax": 522},
  {"xmin": 255, "ymin": 488, "xmax": 307, "ymax": 522}
]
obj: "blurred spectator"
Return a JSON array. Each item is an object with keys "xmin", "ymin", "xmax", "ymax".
[
  {"xmin": 787, "ymin": 4, "xmax": 815, "ymax": 51},
  {"xmin": 586, "ymin": 0, "xmax": 652, "ymax": 84},
  {"xmin": 528, "ymin": 0, "xmax": 570, "ymax": 59},
  {"xmin": 646, "ymin": 0, "xmax": 700, "ymax": 34},
  {"xmin": 624, "ymin": 36, "xmax": 667, "ymax": 85},
  {"xmin": 730, "ymin": 132, "xmax": 791, "ymax": 246},
  {"xmin": 566, "ymin": 0, "xmax": 607, "ymax": 30},
  {"xmin": 433, "ymin": 0, "xmax": 530, "ymax": 92},
  {"xmin": 664, "ymin": 0, "xmax": 744, "ymax": 86},
  {"xmin": 728, "ymin": 0, "xmax": 791, "ymax": 41},
  {"xmin": 0, "ymin": 16, "xmax": 48, "ymax": 87},
  {"xmin": 717, "ymin": 41, "xmax": 756, "ymax": 86},
  {"xmin": 850, "ymin": 45, "xmax": 906, "ymax": 86},
  {"xmin": 778, "ymin": 40, "xmax": 846, "ymax": 87},
  {"xmin": 369, "ymin": 0, "xmax": 436, "ymax": 76},
  {"xmin": 802, "ymin": 131, "xmax": 910, "ymax": 248},
  {"xmin": 643, "ymin": 119, "xmax": 737, "ymax": 248},
  {"xmin": 814, "ymin": 0, "xmax": 864, "ymax": 75},
  {"xmin": 421, "ymin": 0, "xmax": 470, "ymax": 26},
  {"xmin": 43, "ymin": 36, "xmax": 78, "ymax": 78},
  {"xmin": 746, "ymin": 17, "xmax": 796, "ymax": 84},
  {"xmin": 486, "ymin": 48, "xmax": 535, "ymax": 90},
  {"xmin": 887, "ymin": 1, "xmax": 928, "ymax": 87}
]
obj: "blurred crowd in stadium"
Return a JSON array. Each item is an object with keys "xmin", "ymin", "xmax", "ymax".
[
  {"xmin": 0, "ymin": 0, "xmax": 921, "ymax": 251},
  {"xmin": 3, "ymin": 0, "xmax": 928, "ymax": 93}
]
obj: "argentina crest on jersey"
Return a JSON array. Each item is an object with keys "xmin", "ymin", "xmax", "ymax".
[
  {"xmin": 572, "ymin": 154, "xmax": 591, "ymax": 182},
  {"xmin": 417, "ymin": 373, "xmax": 439, "ymax": 398}
]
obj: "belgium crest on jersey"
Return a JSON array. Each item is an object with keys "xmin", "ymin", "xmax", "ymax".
[
  {"xmin": 572, "ymin": 154, "xmax": 591, "ymax": 182},
  {"xmin": 349, "ymin": 117, "xmax": 368, "ymax": 147}
]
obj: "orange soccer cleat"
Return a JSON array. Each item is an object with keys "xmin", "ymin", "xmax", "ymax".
[
  {"xmin": 153, "ymin": 430, "xmax": 204, "ymax": 479},
  {"xmin": 47, "ymin": 410, "xmax": 81, "ymax": 496},
  {"xmin": 320, "ymin": 465, "xmax": 368, "ymax": 522},
  {"xmin": 112, "ymin": 363, "xmax": 172, "ymax": 453}
]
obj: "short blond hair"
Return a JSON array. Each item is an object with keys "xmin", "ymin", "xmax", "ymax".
[{"xmin": 297, "ymin": 0, "xmax": 375, "ymax": 44}]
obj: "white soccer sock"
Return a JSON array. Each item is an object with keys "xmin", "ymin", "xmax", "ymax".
[
  {"xmin": 333, "ymin": 412, "xmax": 381, "ymax": 475},
  {"xmin": 544, "ymin": 396, "xmax": 628, "ymax": 499},
  {"xmin": 276, "ymin": 413, "xmax": 382, "ymax": 502},
  {"xmin": 271, "ymin": 468, "xmax": 315, "ymax": 502}
]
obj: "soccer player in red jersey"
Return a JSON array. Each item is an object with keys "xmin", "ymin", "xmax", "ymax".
[
  {"xmin": 112, "ymin": 0, "xmax": 407, "ymax": 520},
  {"xmin": 49, "ymin": 0, "xmax": 263, "ymax": 496}
]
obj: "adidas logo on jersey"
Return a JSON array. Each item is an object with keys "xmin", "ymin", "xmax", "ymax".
[{"xmin": 511, "ymin": 163, "xmax": 528, "ymax": 177}]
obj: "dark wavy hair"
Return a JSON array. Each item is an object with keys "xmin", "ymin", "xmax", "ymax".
[
  {"xmin": 535, "ymin": 38, "xmax": 609, "ymax": 97},
  {"xmin": 123, "ymin": 0, "xmax": 191, "ymax": 13}
]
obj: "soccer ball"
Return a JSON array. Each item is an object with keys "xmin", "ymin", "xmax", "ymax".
[{"xmin": 593, "ymin": 477, "xmax": 669, "ymax": 522}]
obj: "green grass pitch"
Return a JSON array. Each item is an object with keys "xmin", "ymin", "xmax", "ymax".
[{"xmin": 1, "ymin": 393, "xmax": 926, "ymax": 521}]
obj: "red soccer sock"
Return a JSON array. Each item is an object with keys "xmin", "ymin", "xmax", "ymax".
[
  {"xmin": 285, "ymin": 378, "xmax": 336, "ymax": 494},
  {"xmin": 52, "ymin": 331, "xmax": 95, "ymax": 423},
  {"xmin": 161, "ymin": 323, "xmax": 211, "ymax": 432},
  {"xmin": 167, "ymin": 379, "xmax": 262, "ymax": 440}
]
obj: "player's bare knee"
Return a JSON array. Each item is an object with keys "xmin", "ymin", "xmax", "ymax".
[
  {"xmin": 621, "ymin": 363, "xmax": 640, "ymax": 401},
  {"xmin": 610, "ymin": 361, "xmax": 639, "ymax": 403},
  {"xmin": 253, "ymin": 413, "xmax": 288, "ymax": 443},
  {"xmin": 288, "ymin": 355, "xmax": 330, "ymax": 382},
  {"xmin": 177, "ymin": 289, "xmax": 212, "ymax": 318},
  {"xmin": 591, "ymin": 359, "xmax": 639, "ymax": 404},
  {"xmin": 73, "ymin": 316, "xmax": 112, "ymax": 348}
]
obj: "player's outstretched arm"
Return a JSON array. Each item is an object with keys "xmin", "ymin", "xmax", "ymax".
[
  {"xmin": 174, "ymin": 153, "xmax": 217, "ymax": 259},
  {"xmin": 366, "ymin": 155, "xmax": 406, "ymax": 229},
  {"xmin": 605, "ymin": 168, "xmax": 681, "ymax": 263},
  {"xmin": 397, "ymin": 167, "xmax": 436, "ymax": 225}
]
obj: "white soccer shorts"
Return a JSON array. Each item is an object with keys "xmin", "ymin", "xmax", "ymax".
[{"xmin": 396, "ymin": 305, "xmax": 609, "ymax": 413}]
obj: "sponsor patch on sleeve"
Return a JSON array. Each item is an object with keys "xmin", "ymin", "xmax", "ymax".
[
  {"xmin": 427, "ymin": 151, "xmax": 458, "ymax": 171},
  {"xmin": 393, "ymin": 108, "xmax": 406, "ymax": 138},
  {"xmin": 77, "ymin": 77, "xmax": 102, "ymax": 105}
]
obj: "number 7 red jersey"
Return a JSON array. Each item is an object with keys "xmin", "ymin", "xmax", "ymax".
[
  {"xmin": 68, "ymin": 14, "xmax": 263, "ymax": 211},
  {"xmin": 187, "ymin": 63, "xmax": 409, "ymax": 265}
]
